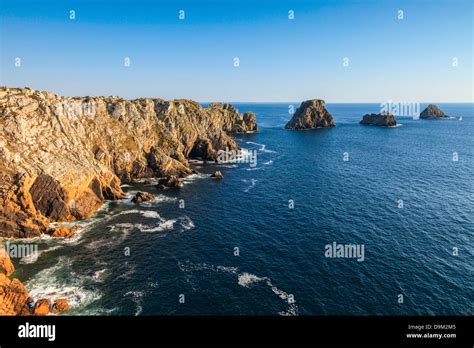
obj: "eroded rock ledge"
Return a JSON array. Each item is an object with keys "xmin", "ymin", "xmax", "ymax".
[
  {"xmin": 0, "ymin": 87, "xmax": 257, "ymax": 238},
  {"xmin": 285, "ymin": 100, "xmax": 335, "ymax": 130}
]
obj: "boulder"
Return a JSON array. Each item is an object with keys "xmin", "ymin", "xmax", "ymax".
[
  {"xmin": 156, "ymin": 176, "xmax": 184, "ymax": 189},
  {"xmin": 285, "ymin": 100, "xmax": 335, "ymax": 130},
  {"xmin": 210, "ymin": 171, "xmax": 224, "ymax": 179},
  {"xmin": 131, "ymin": 191, "xmax": 155, "ymax": 203},
  {"xmin": 51, "ymin": 299, "xmax": 69, "ymax": 314},
  {"xmin": 33, "ymin": 299, "xmax": 51, "ymax": 316},
  {"xmin": 360, "ymin": 113, "xmax": 397, "ymax": 127},
  {"xmin": 420, "ymin": 104, "xmax": 449, "ymax": 119}
]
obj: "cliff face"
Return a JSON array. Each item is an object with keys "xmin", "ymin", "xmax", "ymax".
[
  {"xmin": 0, "ymin": 87, "xmax": 257, "ymax": 238},
  {"xmin": 285, "ymin": 100, "xmax": 335, "ymax": 130},
  {"xmin": 360, "ymin": 113, "xmax": 397, "ymax": 127}
]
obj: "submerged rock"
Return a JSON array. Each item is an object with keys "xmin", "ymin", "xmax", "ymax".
[
  {"xmin": 360, "ymin": 113, "xmax": 397, "ymax": 127},
  {"xmin": 131, "ymin": 191, "xmax": 155, "ymax": 203},
  {"xmin": 420, "ymin": 104, "xmax": 449, "ymax": 119},
  {"xmin": 210, "ymin": 171, "xmax": 224, "ymax": 179},
  {"xmin": 285, "ymin": 100, "xmax": 335, "ymax": 130}
]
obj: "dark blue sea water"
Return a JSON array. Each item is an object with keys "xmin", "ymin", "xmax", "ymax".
[{"xmin": 13, "ymin": 103, "xmax": 474, "ymax": 315}]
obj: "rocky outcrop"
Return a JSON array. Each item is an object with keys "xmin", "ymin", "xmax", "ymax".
[
  {"xmin": 0, "ymin": 87, "xmax": 257, "ymax": 238},
  {"xmin": 156, "ymin": 176, "xmax": 184, "ymax": 189},
  {"xmin": 50, "ymin": 226, "xmax": 79, "ymax": 238},
  {"xmin": 285, "ymin": 100, "xmax": 335, "ymax": 130},
  {"xmin": 1, "ymin": 247, "xmax": 66, "ymax": 316},
  {"xmin": 420, "ymin": 104, "xmax": 449, "ymax": 119},
  {"xmin": 51, "ymin": 299, "xmax": 69, "ymax": 314},
  {"xmin": 360, "ymin": 113, "xmax": 397, "ymax": 127},
  {"xmin": 131, "ymin": 191, "xmax": 155, "ymax": 203},
  {"xmin": 210, "ymin": 171, "xmax": 224, "ymax": 179},
  {"xmin": 33, "ymin": 299, "xmax": 51, "ymax": 316}
]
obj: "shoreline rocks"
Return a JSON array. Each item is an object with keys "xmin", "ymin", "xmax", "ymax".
[
  {"xmin": 156, "ymin": 176, "xmax": 184, "ymax": 189},
  {"xmin": 285, "ymin": 100, "xmax": 335, "ymax": 130},
  {"xmin": 0, "ymin": 247, "xmax": 69, "ymax": 316},
  {"xmin": 360, "ymin": 113, "xmax": 397, "ymax": 127},
  {"xmin": 420, "ymin": 104, "xmax": 449, "ymax": 119},
  {"xmin": 50, "ymin": 226, "xmax": 80, "ymax": 238},
  {"xmin": 131, "ymin": 191, "xmax": 155, "ymax": 203},
  {"xmin": 0, "ymin": 87, "xmax": 257, "ymax": 238}
]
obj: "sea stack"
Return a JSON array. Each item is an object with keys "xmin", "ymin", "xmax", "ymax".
[
  {"xmin": 285, "ymin": 100, "xmax": 335, "ymax": 130},
  {"xmin": 360, "ymin": 113, "xmax": 397, "ymax": 127},
  {"xmin": 420, "ymin": 104, "xmax": 449, "ymax": 119}
]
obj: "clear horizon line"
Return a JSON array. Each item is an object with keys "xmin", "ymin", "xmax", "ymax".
[{"xmin": 199, "ymin": 101, "xmax": 474, "ymax": 104}]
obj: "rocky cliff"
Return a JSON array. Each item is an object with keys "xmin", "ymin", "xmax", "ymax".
[
  {"xmin": 0, "ymin": 87, "xmax": 257, "ymax": 238},
  {"xmin": 285, "ymin": 100, "xmax": 335, "ymax": 130},
  {"xmin": 0, "ymin": 250, "xmax": 31, "ymax": 315},
  {"xmin": 420, "ymin": 104, "xmax": 449, "ymax": 119},
  {"xmin": 360, "ymin": 113, "xmax": 397, "ymax": 127}
]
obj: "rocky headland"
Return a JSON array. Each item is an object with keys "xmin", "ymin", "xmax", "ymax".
[
  {"xmin": 0, "ymin": 87, "xmax": 257, "ymax": 240},
  {"xmin": 0, "ymin": 86, "xmax": 257, "ymax": 315},
  {"xmin": 420, "ymin": 104, "xmax": 449, "ymax": 119},
  {"xmin": 285, "ymin": 100, "xmax": 335, "ymax": 130},
  {"xmin": 360, "ymin": 113, "xmax": 397, "ymax": 127}
]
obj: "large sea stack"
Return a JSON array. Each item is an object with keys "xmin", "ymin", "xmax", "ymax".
[
  {"xmin": 0, "ymin": 87, "xmax": 257, "ymax": 239},
  {"xmin": 285, "ymin": 100, "xmax": 335, "ymax": 130},
  {"xmin": 360, "ymin": 113, "xmax": 397, "ymax": 127},
  {"xmin": 420, "ymin": 104, "xmax": 449, "ymax": 119}
]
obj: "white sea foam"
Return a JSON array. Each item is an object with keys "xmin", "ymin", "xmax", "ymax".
[
  {"xmin": 135, "ymin": 219, "xmax": 177, "ymax": 233},
  {"xmin": 20, "ymin": 245, "xmax": 61, "ymax": 264},
  {"xmin": 124, "ymin": 290, "xmax": 144, "ymax": 316},
  {"xmin": 117, "ymin": 209, "xmax": 161, "ymax": 219},
  {"xmin": 25, "ymin": 257, "xmax": 101, "ymax": 310},
  {"xmin": 117, "ymin": 262, "xmax": 137, "ymax": 280},
  {"xmin": 178, "ymin": 261, "xmax": 298, "ymax": 316},
  {"xmin": 92, "ymin": 269, "xmax": 107, "ymax": 281},
  {"xmin": 246, "ymin": 141, "xmax": 277, "ymax": 153},
  {"xmin": 238, "ymin": 273, "xmax": 267, "ymax": 287},
  {"xmin": 179, "ymin": 216, "xmax": 195, "ymax": 230},
  {"xmin": 242, "ymin": 179, "xmax": 257, "ymax": 192},
  {"xmin": 141, "ymin": 211, "xmax": 161, "ymax": 219},
  {"xmin": 183, "ymin": 173, "xmax": 209, "ymax": 183}
]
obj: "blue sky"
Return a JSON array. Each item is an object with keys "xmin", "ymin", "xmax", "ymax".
[{"xmin": 1, "ymin": 0, "xmax": 472, "ymax": 102}]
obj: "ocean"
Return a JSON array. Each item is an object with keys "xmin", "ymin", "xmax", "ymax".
[{"xmin": 12, "ymin": 103, "xmax": 473, "ymax": 316}]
